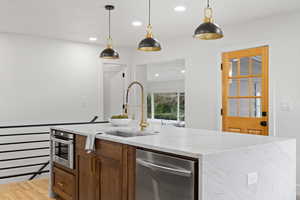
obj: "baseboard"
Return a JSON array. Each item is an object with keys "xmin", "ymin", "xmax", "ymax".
[{"xmin": 296, "ymin": 184, "xmax": 300, "ymax": 196}]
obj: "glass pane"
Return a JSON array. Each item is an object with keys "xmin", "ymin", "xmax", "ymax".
[
  {"xmin": 238, "ymin": 98, "xmax": 262, "ymax": 117},
  {"xmin": 154, "ymin": 93, "xmax": 178, "ymax": 120},
  {"xmin": 238, "ymin": 78, "xmax": 262, "ymax": 97},
  {"xmin": 251, "ymin": 98, "xmax": 262, "ymax": 117},
  {"xmin": 240, "ymin": 78, "xmax": 249, "ymax": 96},
  {"xmin": 228, "ymin": 99, "xmax": 238, "ymax": 117},
  {"xmin": 240, "ymin": 98, "xmax": 250, "ymax": 117},
  {"xmin": 251, "ymin": 56, "xmax": 262, "ymax": 75},
  {"xmin": 229, "ymin": 59, "xmax": 238, "ymax": 77},
  {"xmin": 251, "ymin": 78, "xmax": 262, "ymax": 96},
  {"xmin": 55, "ymin": 142, "xmax": 69, "ymax": 160},
  {"xmin": 179, "ymin": 93, "xmax": 185, "ymax": 121},
  {"xmin": 240, "ymin": 57, "xmax": 250, "ymax": 75},
  {"xmin": 229, "ymin": 79, "xmax": 238, "ymax": 96}
]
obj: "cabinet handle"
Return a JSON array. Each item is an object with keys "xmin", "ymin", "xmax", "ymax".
[{"xmin": 58, "ymin": 182, "xmax": 64, "ymax": 187}]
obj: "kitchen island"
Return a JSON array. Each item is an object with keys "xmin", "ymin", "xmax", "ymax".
[{"xmin": 49, "ymin": 123, "xmax": 295, "ymax": 200}]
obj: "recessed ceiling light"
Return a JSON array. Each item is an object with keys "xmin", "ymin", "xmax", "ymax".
[
  {"xmin": 132, "ymin": 21, "xmax": 143, "ymax": 27},
  {"xmin": 181, "ymin": 70, "xmax": 186, "ymax": 74},
  {"xmin": 155, "ymin": 73, "xmax": 159, "ymax": 77},
  {"xmin": 89, "ymin": 37, "xmax": 98, "ymax": 41},
  {"xmin": 174, "ymin": 6, "xmax": 186, "ymax": 12}
]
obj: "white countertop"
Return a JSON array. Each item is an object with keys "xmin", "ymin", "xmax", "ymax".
[{"xmin": 51, "ymin": 123, "xmax": 292, "ymax": 158}]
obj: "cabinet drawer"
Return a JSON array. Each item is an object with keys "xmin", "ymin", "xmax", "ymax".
[
  {"xmin": 95, "ymin": 140, "xmax": 123, "ymax": 161},
  {"xmin": 53, "ymin": 167, "xmax": 75, "ymax": 200},
  {"xmin": 76, "ymin": 135, "xmax": 123, "ymax": 161}
]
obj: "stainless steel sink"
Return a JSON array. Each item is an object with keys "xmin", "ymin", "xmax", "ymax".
[{"xmin": 104, "ymin": 129, "xmax": 158, "ymax": 138}]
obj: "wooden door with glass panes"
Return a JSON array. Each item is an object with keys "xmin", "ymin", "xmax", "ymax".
[{"xmin": 222, "ymin": 46, "xmax": 269, "ymax": 135}]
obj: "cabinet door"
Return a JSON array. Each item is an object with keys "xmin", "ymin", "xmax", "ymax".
[
  {"xmin": 95, "ymin": 157, "xmax": 123, "ymax": 200},
  {"xmin": 77, "ymin": 153, "xmax": 96, "ymax": 200}
]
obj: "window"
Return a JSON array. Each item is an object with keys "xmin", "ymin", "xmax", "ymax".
[{"xmin": 147, "ymin": 92, "xmax": 185, "ymax": 121}]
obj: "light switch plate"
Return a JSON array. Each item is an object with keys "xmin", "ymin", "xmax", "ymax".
[
  {"xmin": 248, "ymin": 172, "xmax": 258, "ymax": 185},
  {"xmin": 280, "ymin": 102, "xmax": 291, "ymax": 111}
]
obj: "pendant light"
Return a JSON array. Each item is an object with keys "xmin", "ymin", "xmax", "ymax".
[
  {"xmin": 194, "ymin": 0, "xmax": 223, "ymax": 40},
  {"xmin": 100, "ymin": 5, "xmax": 119, "ymax": 59},
  {"xmin": 138, "ymin": 0, "xmax": 161, "ymax": 51}
]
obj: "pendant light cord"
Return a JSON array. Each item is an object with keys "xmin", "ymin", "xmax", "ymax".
[
  {"xmin": 148, "ymin": 0, "xmax": 151, "ymax": 26},
  {"xmin": 108, "ymin": 9, "xmax": 111, "ymax": 39},
  {"xmin": 207, "ymin": 0, "xmax": 210, "ymax": 8}
]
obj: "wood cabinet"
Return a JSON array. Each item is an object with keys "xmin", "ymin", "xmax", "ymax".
[
  {"xmin": 95, "ymin": 157, "xmax": 123, "ymax": 200},
  {"xmin": 76, "ymin": 149, "xmax": 96, "ymax": 200},
  {"xmin": 52, "ymin": 166, "xmax": 76, "ymax": 200},
  {"xmin": 75, "ymin": 135, "xmax": 135, "ymax": 200}
]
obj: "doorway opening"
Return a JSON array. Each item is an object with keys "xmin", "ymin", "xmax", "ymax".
[
  {"xmin": 135, "ymin": 59, "xmax": 186, "ymax": 127},
  {"xmin": 103, "ymin": 63, "xmax": 127, "ymax": 120}
]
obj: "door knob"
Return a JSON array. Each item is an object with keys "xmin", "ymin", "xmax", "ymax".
[{"xmin": 260, "ymin": 121, "xmax": 268, "ymax": 127}]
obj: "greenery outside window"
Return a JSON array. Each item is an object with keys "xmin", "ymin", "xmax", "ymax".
[{"xmin": 147, "ymin": 92, "xmax": 185, "ymax": 121}]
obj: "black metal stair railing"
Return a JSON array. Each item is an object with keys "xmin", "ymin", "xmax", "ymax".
[
  {"xmin": 0, "ymin": 116, "xmax": 107, "ymax": 182},
  {"xmin": 29, "ymin": 161, "xmax": 50, "ymax": 180}
]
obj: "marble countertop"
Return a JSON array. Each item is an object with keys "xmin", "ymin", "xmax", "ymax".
[{"xmin": 51, "ymin": 123, "xmax": 292, "ymax": 158}]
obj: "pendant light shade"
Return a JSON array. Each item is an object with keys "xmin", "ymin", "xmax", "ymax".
[
  {"xmin": 138, "ymin": 0, "xmax": 161, "ymax": 51},
  {"xmin": 194, "ymin": 0, "xmax": 223, "ymax": 40},
  {"xmin": 100, "ymin": 46, "xmax": 119, "ymax": 59},
  {"xmin": 100, "ymin": 5, "xmax": 119, "ymax": 59}
]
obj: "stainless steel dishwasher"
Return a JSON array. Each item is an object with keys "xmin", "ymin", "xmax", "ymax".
[{"xmin": 136, "ymin": 149, "xmax": 197, "ymax": 200}]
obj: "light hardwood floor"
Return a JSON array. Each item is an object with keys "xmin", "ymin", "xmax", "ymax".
[{"xmin": 0, "ymin": 178, "xmax": 56, "ymax": 200}]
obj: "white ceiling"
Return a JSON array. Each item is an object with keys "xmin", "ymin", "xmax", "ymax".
[{"xmin": 0, "ymin": 0, "xmax": 299, "ymax": 47}]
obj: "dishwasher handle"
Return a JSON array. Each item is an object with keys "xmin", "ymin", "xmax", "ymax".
[{"xmin": 136, "ymin": 158, "xmax": 193, "ymax": 177}]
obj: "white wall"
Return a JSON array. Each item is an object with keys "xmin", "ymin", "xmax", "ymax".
[
  {"xmin": 0, "ymin": 33, "xmax": 132, "ymax": 125},
  {"xmin": 131, "ymin": 12, "xmax": 300, "ymax": 187},
  {"xmin": 0, "ymin": 33, "xmax": 132, "ymax": 184}
]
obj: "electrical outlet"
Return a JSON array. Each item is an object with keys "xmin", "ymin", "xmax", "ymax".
[{"xmin": 247, "ymin": 172, "xmax": 258, "ymax": 185}]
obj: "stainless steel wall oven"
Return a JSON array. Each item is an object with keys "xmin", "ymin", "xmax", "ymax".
[{"xmin": 50, "ymin": 130, "xmax": 74, "ymax": 169}]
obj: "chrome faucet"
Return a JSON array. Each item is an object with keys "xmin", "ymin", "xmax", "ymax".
[{"xmin": 124, "ymin": 81, "xmax": 148, "ymax": 131}]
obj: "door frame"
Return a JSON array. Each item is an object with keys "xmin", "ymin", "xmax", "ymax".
[{"xmin": 221, "ymin": 45, "xmax": 270, "ymax": 135}]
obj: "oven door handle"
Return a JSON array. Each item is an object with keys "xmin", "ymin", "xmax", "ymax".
[
  {"xmin": 51, "ymin": 137, "xmax": 73, "ymax": 145},
  {"xmin": 136, "ymin": 159, "xmax": 192, "ymax": 177}
]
